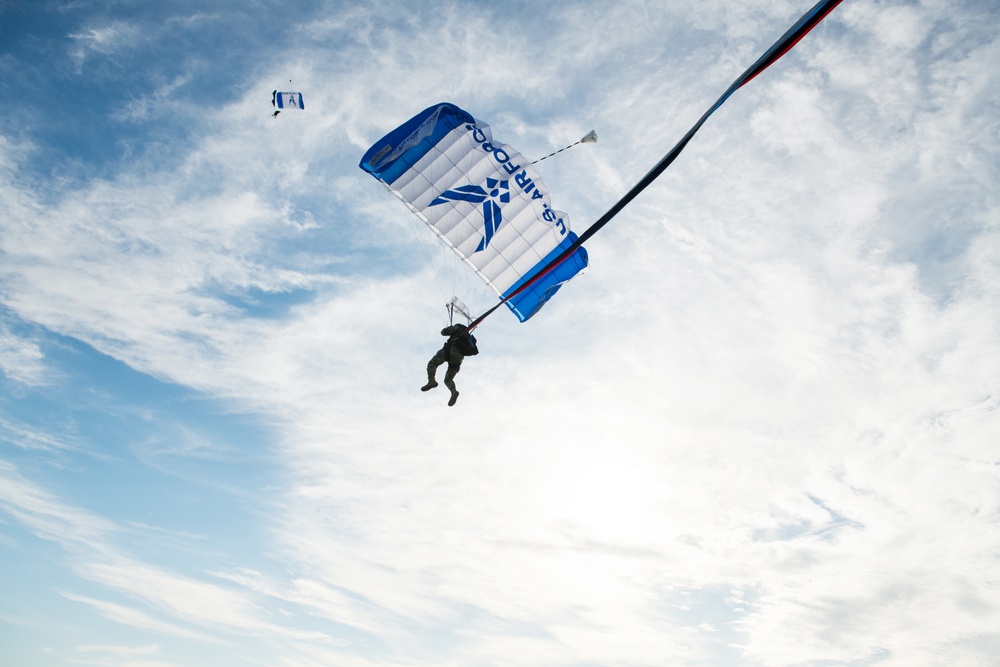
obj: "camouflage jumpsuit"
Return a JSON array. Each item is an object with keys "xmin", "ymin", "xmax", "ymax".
[{"xmin": 426, "ymin": 324, "xmax": 468, "ymax": 395}]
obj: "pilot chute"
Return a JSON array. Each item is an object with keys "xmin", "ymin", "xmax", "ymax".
[{"xmin": 359, "ymin": 103, "xmax": 588, "ymax": 323}]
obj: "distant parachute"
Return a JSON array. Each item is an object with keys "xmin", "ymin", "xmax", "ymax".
[
  {"xmin": 359, "ymin": 103, "xmax": 589, "ymax": 322},
  {"xmin": 271, "ymin": 90, "xmax": 304, "ymax": 117}
]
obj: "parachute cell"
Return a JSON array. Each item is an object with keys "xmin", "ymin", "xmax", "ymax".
[{"xmin": 359, "ymin": 103, "xmax": 588, "ymax": 322}]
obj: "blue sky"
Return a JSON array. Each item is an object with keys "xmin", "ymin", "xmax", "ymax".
[{"xmin": 2, "ymin": 1, "xmax": 999, "ymax": 666}]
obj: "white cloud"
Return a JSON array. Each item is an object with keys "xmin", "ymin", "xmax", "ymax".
[
  {"xmin": 0, "ymin": 326, "xmax": 49, "ymax": 385},
  {"xmin": 61, "ymin": 592, "xmax": 213, "ymax": 643},
  {"xmin": 76, "ymin": 644, "xmax": 161, "ymax": 655},
  {"xmin": 77, "ymin": 559, "xmax": 330, "ymax": 641},
  {"xmin": 0, "ymin": 416, "xmax": 80, "ymax": 453},
  {"xmin": 112, "ymin": 75, "xmax": 192, "ymax": 123},
  {"xmin": 0, "ymin": 461, "xmax": 327, "ymax": 651},
  {"xmin": 68, "ymin": 21, "xmax": 143, "ymax": 70},
  {"xmin": 0, "ymin": 460, "xmax": 116, "ymax": 551}
]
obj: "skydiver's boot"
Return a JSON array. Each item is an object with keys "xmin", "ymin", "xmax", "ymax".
[
  {"xmin": 421, "ymin": 377, "xmax": 438, "ymax": 391},
  {"xmin": 448, "ymin": 389, "xmax": 459, "ymax": 407}
]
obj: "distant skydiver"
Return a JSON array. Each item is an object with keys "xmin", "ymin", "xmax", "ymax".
[
  {"xmin": 272, "ymin": 110, "xmax": 280, "ymax": 118},
  {"xmin": 422, "ymin": 323, "xmax": 478, "ymax": 406}
]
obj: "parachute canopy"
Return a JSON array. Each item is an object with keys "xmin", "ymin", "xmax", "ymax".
[
  {"xmin": 272, "ymin": 90, "xmax": 304, "ymax": 110},
  {"xmin": 359, "ymin": 102, "xmax": 588, "ymax": 322}
]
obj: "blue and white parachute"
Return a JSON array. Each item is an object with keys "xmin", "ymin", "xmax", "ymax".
[
  {"xmin": 272, "ymin": 90, "xmax": 304, "ymax": 110},
  {"xmin": 359, "ymin": 103, "xmax": 588, "ymax": 322}
]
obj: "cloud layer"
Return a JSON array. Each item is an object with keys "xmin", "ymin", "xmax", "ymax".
[{"xmin": 1, "ymin": 1, "xmax": 999, "ymax": 666}]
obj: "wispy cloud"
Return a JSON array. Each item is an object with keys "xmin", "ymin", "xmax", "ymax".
[
  {"xmin": 0, "ymin": 460, "xmax": 116, "ymax": 550},
  {"xmin": 0, "ymin": 415, "xmax": 80, "ymax": 454},
  {"xmin": 61, "ymin": 592, "xmax": 214, "ymax": 643},
  {"xmin": 0, "ymin": 326, "xmax": 49, "ymax": 385},
  {"xmin": 68, "ymin": 21, "xmax": 143, "ymax": 70},
  {"xmin": 111, "ymin": 76, "xmax": 192, "ymax": 123},
  {"xmin": 0, "ymin": 460, "xmax": 329, "ymax": 652}
]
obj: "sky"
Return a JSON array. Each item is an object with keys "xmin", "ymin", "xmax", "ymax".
[{"xmin": 1, "ymin": 0, "xmax": 998, "ymax": 666}]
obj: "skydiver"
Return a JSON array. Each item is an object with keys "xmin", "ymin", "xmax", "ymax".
[
  {"xmin": 421, "ymin": 323, "xmax": 478, "ymax": 406},
  {"xmin": 272, "ymin": 110, "xmax": 281, "ymax": 118}
]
